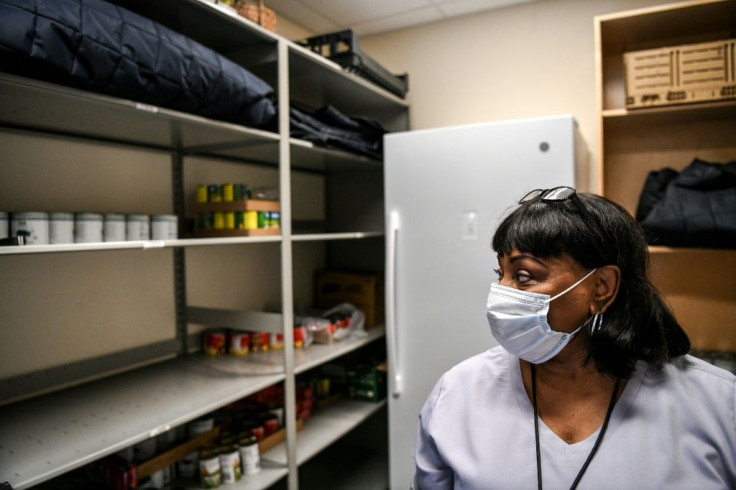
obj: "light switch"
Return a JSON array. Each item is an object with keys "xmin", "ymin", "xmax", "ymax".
[{"xmin": 461, "ymin": 210, "xmax": 478, "ymax": 240}]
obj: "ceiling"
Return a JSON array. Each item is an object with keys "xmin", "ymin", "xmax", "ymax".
[{"xmin": 265, "ymin": 0, "xmax": 538, "ymax": 36}]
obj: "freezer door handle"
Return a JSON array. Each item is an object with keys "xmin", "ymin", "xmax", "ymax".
[{"xmin": 387, "ymin": 211, "xmax": 402, "ymax": 397}]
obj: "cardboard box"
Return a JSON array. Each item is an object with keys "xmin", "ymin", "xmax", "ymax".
[
  {"xmin": 315, "ymin": 271, "xmax": 384, "ymax": 327},
  {"xmin": 624, "ymin": 38, "xmax": 736, "ymax": 109}
]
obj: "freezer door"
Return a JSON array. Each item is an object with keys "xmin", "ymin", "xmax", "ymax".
[{"xmin": 385, "ymin": 116, "xmax": 580, "ymax": 489}]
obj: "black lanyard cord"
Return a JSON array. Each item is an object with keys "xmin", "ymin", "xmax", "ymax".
[{"xmin": 531, "ymin": 364, "xmax": 620, "ymax": 490}]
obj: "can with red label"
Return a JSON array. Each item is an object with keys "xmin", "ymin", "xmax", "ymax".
[
  {"xmin": 229, "ymin": 331, "xmax": 250, "ymax": 356},
  {"xmin": 251, "ymin": 332, "xmax": 270, "ymax": 352},
  {"xmin": 203, "ymin": 330, "xmax": 226, "ymax": 356},
  {"xmin": 259, "ymin": 413, "xmax": 280, "ymax": 436},
  {"xmin": 294, "ymin": 326, "xmax": 306, "ymax": 349},
  {"xmin": 270, "ymin": 333, "xmax": 284, "ymax": 350}
]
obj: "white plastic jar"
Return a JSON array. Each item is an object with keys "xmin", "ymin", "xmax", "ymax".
[
  {"xmin": 11, "ymin": 212, "xmax": 49, "ymax": 244},
  {"xmin": 74, "ymin": 213, "xmax": 104, "ymax": 243},
  {"xmin": 126, "ymin": 214, "xmax": 150, "ymax": 241},
  {"xmin": 152, "ymin": 214, "xmax": 178, "ymax": 240},
  {"xmin": 103, "ymin": 213, "xmax": 126, "ymax": 242},
  {"xmin": 49, "ymin": 212, "xmax": 74, "ymax": 244},
  {"xmin": 0, "ymin": 212, "xmax": 8, "ymax": 238}
]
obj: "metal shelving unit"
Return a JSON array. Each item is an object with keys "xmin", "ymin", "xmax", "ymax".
[
  {"xmin": 0, "ymin": 0, "xmax": 408, "ymax": 488},
  {"xmin": 0, "ymin": 357, "xmax": 286, "ymax": 489}
]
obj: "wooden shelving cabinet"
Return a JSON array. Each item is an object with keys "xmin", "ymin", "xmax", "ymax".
[
  {"xmin": 0, "ymin": 1, "xmax": 408, "ymax": 488},
  {"xmin": 594, "ymin": 0, "xmax": 736, "ymax": 352}
]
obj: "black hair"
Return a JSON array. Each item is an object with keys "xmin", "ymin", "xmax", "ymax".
[{"xmin": 492, "ymin": 192, "xmax": 690, "ymax": 379}]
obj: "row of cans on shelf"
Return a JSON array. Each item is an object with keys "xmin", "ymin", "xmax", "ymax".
[
  {"xmin": 196, "ymin": 183, "xmax": 252, "ymax": 203},
  {"xmin": 204, "ymin": 327, "xmax": 311, "ymax": 355},
  {"xmin": 196, "ymin": 210, "xmax": 280, "ymax": 231},
  {"xmin": 0, "ymin": 211, "xmax": 177, "ymax": 245}
]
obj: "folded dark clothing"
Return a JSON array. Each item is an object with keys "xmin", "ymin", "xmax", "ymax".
[
  {"xmin": 289, "ymin": 105, "xmax": 385, "ymax": 159},
  {"xmin": 638, "ymin": 158, "xmax": 736, "ymax": 249}
]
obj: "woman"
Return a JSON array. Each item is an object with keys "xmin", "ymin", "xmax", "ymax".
[{"xmin": 413, "ymin": 187, "xmax": 736, "ymax": 489}]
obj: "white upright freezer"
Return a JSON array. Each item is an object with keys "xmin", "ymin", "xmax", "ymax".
[{"xmin": 384, "ymin": 115, "xmax": 587, "ymax": 489}]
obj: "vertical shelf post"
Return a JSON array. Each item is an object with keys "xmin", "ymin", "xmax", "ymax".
[
  {"xmin": 278, "ymin": 38, "xmax": 299, "ymax": 490},
  {"xmin": 172, "ymin": 150, "xmax": 188, "ymax": 356}
]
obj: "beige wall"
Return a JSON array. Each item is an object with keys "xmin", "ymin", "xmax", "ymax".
[
  {"xmin": 276, "ymin": 13, "xmax": 313, "ymax": 41},
  {"xmin": 277, "ymin": 0, "xmax": 676, "ymax": 191}
]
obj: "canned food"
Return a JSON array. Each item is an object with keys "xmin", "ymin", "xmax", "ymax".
[
  {"xmin": 104, "ymin": 213, "xmax": 126, "ymax": 242},
  {"xmin": 199, "ymin": 446, "xmax": 221, "ymax": 488},
  {"xmin": 126, "ymin": 214, "xmax": 150, "ymax": 241},
  {"xmin": 269, "ymin": 211, "xmax": 281, "ymax": 228},
  {"xmin": 259, "ymin": 413, "xmax": 279, "ymax": 436},
  {"xmin": 203, "ymin": 330, "xmax": 227, "ymax": 356},
  {"xmin": 49, "ymin": 212, "xmax": 74, "ymax": 244},
  {"xmin": 199, "ymin": 212, "xmax": 214, "ymax": 231},
  {"xmin": 177, "ymin": 452, "xmax": 198, "ymax": 479},
  {"xmin": 234, "ymin": 184, "xmax": 250, "ymax": 201},
  {"xmin": 196, "ymin": 185, "xmax": 208, "ymax": 203},
  {"xmin": 149, "ymin": 469, "xmax": 164, "ymax": 488},
  {"xmin": 244, "ymin": 211, "xmax": 258, "ymax": 230},
  {"xmin": 249, "ymin": 422, "xmax": 265, "ymax": 442},
  {"xmin": 219, "ymin": 441, "xmax": 241, "ymax": 484},
  {"xmin": 214, "ymin": 212, "xmax": 225, "ymax": 230},
  {"xmin": 270, "ymin": 333, "xmax": 284, "ymax": 350},
  {"xmin": 74, "ymin": 213, "xmax": 104, "ymax": 243},
  {"xmin": 188, "ymin": 417, "xmax": 215, "ymax": 438},
  {"xmin": 257, "ymin": 211, "xmax": 266, "ymax": 229},
  {"xmin": 152, "ymin": 214, "xmax": 178, "ymax": 240},
  {"xmin": 11, "ymin": 212, "xmax": 49, "ymax": 244},
  {"xmin": 225, "ymin": 212, "xmax": 235, "ymax": 230},
  {"xmin": 250, "ymin": 332, "xmax": 270, "ymax": 352},
  {"xmin": 270, "ymin": 407, "xmax": 285, "ymax": 427},
  {"xmin": 234, "ymin": 212, "xmax": 245, "ymax": 230},
  {"xmin": 222, "ymin": 184, "xmax": 234, "ymax": 203},
  {"xmin": 238, "ymin": 433, "xmax": 260, "ymax": 475},
  {"xmin": 207, "ymin": 185, "xmax": 221, "ymax": 203},
  {"xmin": 294, "ymin": 326, "xmax": 307, "ymax": 349},
  {"xmin": 228, "ymin": 331, "xmax": 250, "ymax": 356}
]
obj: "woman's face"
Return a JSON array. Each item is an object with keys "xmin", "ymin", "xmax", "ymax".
[{"xmin": 495, "ymin": 248, "xmax": 595, "ymax": 333}]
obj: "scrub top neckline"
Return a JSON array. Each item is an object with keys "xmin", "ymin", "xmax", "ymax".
[{"xmin": 507, "ymin": 349, "xmax": 646, "ymax": 450}]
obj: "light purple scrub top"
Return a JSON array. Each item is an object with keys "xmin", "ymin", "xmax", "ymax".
[{"xmin": 414, "ymin": 346, "xmax": 736, "ymax": 489}]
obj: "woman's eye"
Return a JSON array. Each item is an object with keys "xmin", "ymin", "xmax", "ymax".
[{"xmin": 514, "ymin": 271, "xmax": 533, "ymax": 284}]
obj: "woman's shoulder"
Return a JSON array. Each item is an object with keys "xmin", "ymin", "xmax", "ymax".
[
  {"xmin": 440, "ymin": 345, "xmax": 510, "ymax": 386},
  {"xmin": 422, "ymin": 346, "xmax": 514, "ymax": 424},
  {"xmin": 645, "ymin": 354, "xmax": 735, "ymax": 404},
  {"xmin": 668, "ymin": 355, "xmax": 735, "ymax": 384}
]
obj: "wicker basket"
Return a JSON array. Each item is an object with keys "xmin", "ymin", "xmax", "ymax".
[{"xmin": 236, "ymin": 0, "xmax": 277, "ymax": 32}]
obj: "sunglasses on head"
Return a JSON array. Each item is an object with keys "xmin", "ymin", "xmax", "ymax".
[{"xmin": 519, "ymin": 186, "xmax": 605, "ymax": 257}]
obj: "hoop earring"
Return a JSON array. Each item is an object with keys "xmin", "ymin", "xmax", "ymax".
[{"xmin": 590, "ymin": 312, "xmax": 604, "ymax": 335}]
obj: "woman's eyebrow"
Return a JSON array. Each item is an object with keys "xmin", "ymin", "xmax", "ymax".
[{"xmin": 509, "ymin": 254, "xmax": 547, "ymax": 267}]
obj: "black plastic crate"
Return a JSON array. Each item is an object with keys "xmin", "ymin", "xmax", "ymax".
[{"xmin": 299, "ymin": 29, "xmax": 409, "ymax": 98}]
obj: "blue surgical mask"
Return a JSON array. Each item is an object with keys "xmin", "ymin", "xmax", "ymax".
[{"xmin": 486, "ymin": 269, "xmax": 597, "ymax": 364}]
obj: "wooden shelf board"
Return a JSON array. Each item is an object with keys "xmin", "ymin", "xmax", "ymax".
[
  {"xmin": 193, "ymin": 228, "xmax": 281, "ymax": 238},
  {"xmin": 192, "ymin": 200, "xmax": 281, "ymax": 212}
]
